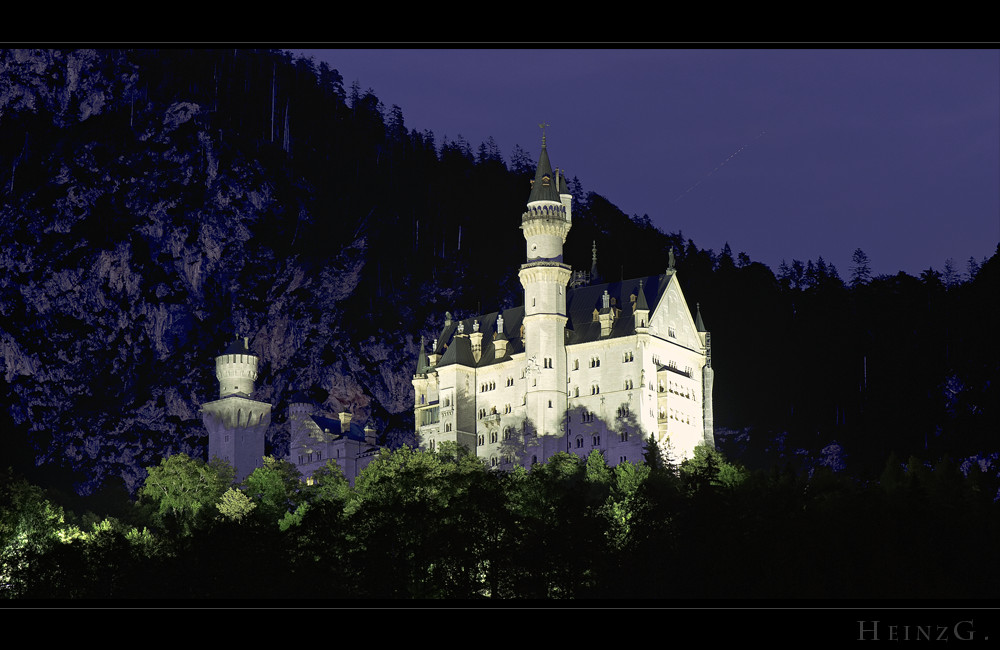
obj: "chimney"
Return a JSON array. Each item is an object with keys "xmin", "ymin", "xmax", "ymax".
[
  {"xmin": 339, "ymin": 411, "xmax": 352, "ymax": 432},
  {"xmin": 364, "ymin": 423, "xmax": 377, "ymax": 445}
]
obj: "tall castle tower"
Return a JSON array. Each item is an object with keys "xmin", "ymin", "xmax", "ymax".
[
  {"xmin": 518, "ymin": 132, "xmax": 573, "ymax": 437},
  {"xmin": 201, "ymin": 336, "xmax": 271, "ymax": 482}
]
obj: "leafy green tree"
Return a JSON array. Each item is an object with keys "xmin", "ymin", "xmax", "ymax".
[
  {"xmin": 241, "ymin": 456, "xmax": 303, "ymax": 528},
  {"xmin": 1, "ymin": 470, "xmax": 83, "ymax": 598},
  {"xmin": 216, "ymin": 487, "xmax": 256, "ymax": 523},
  {"xmin": 345, "ymin": 444, "xmax": 510, "ymax": 598},
  {"xmin": 138, "ymin": 454, "xmax": 235, "ymax": 536}
]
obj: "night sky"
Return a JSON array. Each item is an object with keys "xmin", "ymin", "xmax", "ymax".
[{"xmin": 291, "ymin": 48, "xmax": 999, "ymax": 278}]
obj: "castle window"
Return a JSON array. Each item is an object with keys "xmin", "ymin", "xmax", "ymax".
[
  {"xmin": 623, "ymin": 351, "xmax": 633, "ymax": 363},
  {"xmin": 574, "ymin": 387, "xmax": 580, "ymax": 398},
  {"xmin": 430, "ymin": 439, "xmax": 436, "ymax": 451},
  {"xmin": 668, "ymin": 327, "xmax": 676, "ymax": 338},
  {"xmin": 620, "ymin": 431, "xmax": 629, "ymax": 442},
  {"xmin": 478, "ymin": 434, "xmax": 485, "ymax": 446},
  {"xmin": 317, "ymin": 451, "xmax": 322, "ymax": 460},
  {"xmin": 490, "ymin": 431, "xmax": 498, "ymax": 444},
  {"xmin": 491, "ymin": 456, "xmax": 498, "ymax": 467},
  {"xmin": 620, "ymin": 456, "xmax": 627, "ymax": 464},
  {"xmin": 532, "ymin": 455, "xmax": 538, "ymax": 465},
  {"xmin": 624, "ymin": 379, "xmax": 633, "ymax": 390},
  {"xmin": 576, "ymin": 436, "xmax": 583, "ymax": 448},
  {"xmin": 445, "ymin": 423, "xmax": 452, "ymax": 432},
  {"xmin": 298, "ymin": 455, "xmax": 304, "ymax": 464},
  {"xmin": 573, "ymin": 359, "xmax": 579, "ymax": 370},
  {"xmin": 505, "ymin": 404, "xmax": 511, "ymax": 414},
  {"xmin": 593, "ymin": 435, "xmax": 601, "ymax": 446}
]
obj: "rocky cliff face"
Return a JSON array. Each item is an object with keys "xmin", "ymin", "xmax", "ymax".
[{"xmin": 0, "ymin": 49, "xmax": 424, "ymax": 494}]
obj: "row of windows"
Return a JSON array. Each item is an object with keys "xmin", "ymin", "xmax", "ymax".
[
  {"xmin": 478, "ymin": 428, "xmax": 517, "ymax": 446},
  {"xmin": 478, "ymin": 403, "xmax": 517, "ymax": 419},
  {"xmin": 659, "ymin": 408, "xmax": 693, "ymax": 425},
  {"xmin": 297, "ymin": 451, "xmax": 323, "ymax": 464},
  {"xmin": 572, "ymin": 431, "xmax": 631, "ymax": 448},
  {"xmin": 481, "ymin": 376, "xmax": 521, "ymax": 392}
]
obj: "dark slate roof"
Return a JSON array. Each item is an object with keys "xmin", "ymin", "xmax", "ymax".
[
  {"xmin": 695, "ymin": 302, "xmax": 707, "ymax": 332},
  {"xmin": 415, "ymin": 336, "xmax": 429, "ymax": 374},
  {"xmin": 433, "ymin": 307, "xmax": 526, "ymax": 370},
  {"xmin": 635, "ymin": 279, "xmax": 650, "ymax": 311},
  {"xmin": 429, "ymin": 274, "xmax": 673, "ymax": 370},
  {"xmin": 310, "ymin": 415, "xmax": 372, "ymax": 442},
  {"xmin": 527, "ymin": 144, "xmax": 562, "ymax": 203},
  {"xmin": 222, "ymin": 338, "xmax": 251, "ymax": 355},
  {"xmin": 565, "ymin": 274, "xmax": 668, "ymax": 345}
]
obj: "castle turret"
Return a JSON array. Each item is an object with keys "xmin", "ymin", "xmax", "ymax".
[
  {"xmin": 519, "ymin": 132, "xmax": 572, "ymax": 437},
  {"xmin": 201, "ymin": 335, "xmax": 271, "ymax": 483}
]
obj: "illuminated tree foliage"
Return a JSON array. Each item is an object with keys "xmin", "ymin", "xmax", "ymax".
[{"xmin": 138, "ymin": 454, "xmax": 234, "ymax": 536}]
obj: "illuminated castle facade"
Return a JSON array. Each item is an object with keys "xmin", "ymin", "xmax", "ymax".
[{"xmin": 412, "ymin": 138, "xmax": 715, "ymax": 468}]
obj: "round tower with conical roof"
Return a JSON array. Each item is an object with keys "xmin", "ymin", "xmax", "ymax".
[{"xmin": 519, "ymin": 132, "xmax": 572, "ymax": 438}]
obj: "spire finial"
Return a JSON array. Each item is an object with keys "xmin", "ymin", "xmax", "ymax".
[{"xmin": 539, "ymin": 122, "xmax": 550, "ymax": 147}]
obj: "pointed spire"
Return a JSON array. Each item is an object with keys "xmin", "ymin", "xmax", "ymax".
[
  {"xmin": 695, "ymin": 302, "xmax": 707, "ymax": 332},
  {"xmin": 591, "ymin": 240, "xmax": 600, "ymax": 283},
  {"xmin": 636, "ymin": 279, "xmax": 649, "ymax": 311},
  {"xmin": 528, "ymin": 130, "xmax": 561, "ymax": 203},
  {"xmin": 416, "ymin": 336, "xmax": 428, "ymax": 374}
]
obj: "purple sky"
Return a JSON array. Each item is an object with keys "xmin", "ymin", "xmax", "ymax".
[{"xmin": 291, "ymin": 48, "xmax": 999, "ymax": 278}]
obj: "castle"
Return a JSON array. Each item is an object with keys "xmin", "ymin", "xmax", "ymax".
[
  {"xmin": 200, "ymin": 338, "xmax": 380, "ymax": 484},
  {"xmin": 412, "ymin": 137, "xmax": 715, "ymax": 467},
  {"xmin": 200, "ymin": 136, "xmax": 715, "ymax": 483}
]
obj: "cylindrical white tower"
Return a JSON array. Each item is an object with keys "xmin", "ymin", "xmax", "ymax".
[
  {"xmin": 216, "ymin": 336, "xmax": 259, "ymax": 397},
  {"xmin": 518, "ymin": 136, "xmax": 572, "ymax": 438}
]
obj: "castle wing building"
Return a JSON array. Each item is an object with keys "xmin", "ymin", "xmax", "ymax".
[{"xmin": 413, "ymin": 137, "xmax": 715, "ymax": 468}]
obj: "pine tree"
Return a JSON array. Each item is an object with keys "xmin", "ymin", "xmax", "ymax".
[{"xmin": 850, "ymin": 248, "xmax": 872, "ymax": 287}]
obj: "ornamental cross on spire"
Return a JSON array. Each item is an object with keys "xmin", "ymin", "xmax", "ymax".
[{"xmin": 539, "ymin": 122, "xmax": 550, "ymax": 146}]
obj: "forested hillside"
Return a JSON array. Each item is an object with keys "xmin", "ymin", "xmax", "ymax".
[{"xmin": 0, "ymin": 48, "xmax": 997, "ymax": 498}]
